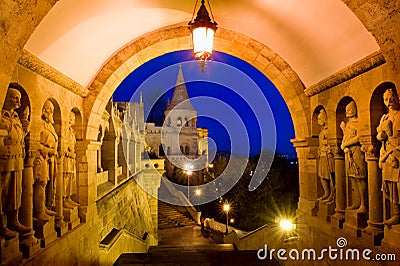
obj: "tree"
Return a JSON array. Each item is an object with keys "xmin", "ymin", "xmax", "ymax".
[{"xmin": 202, "ymin": 152, "xmax": 299, "ymax": 232}]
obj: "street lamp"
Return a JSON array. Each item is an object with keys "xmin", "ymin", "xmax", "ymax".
[
  {"xmin": 195, "ymin": 188, "xmax": 202, "ymax": 211},
  {"xmin": 223, "ymin": 203, "xmax": 230, "ymax": 235},
  {"xmin": 277, "ymin": 216, "xmax": 298, "ymax": 242},
  {"xmin": 185, "ymin": 164, "xmax": 193, "ymax": 199}
]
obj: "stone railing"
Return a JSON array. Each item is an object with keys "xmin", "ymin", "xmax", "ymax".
[
  {"xmin": 99, "ymin": 228, "xmax": 151, "ymax": 265},
  {"xmin": 160, "ymin": 177, "xmax": 200, "ymax": 224},
  {"xmin": 96, "ymin": 170, "xmax": 109, "ymax": 185},
  {"xmin": 223, "ymin": 224, "xmax": 279, "ymax": 250},
  {"xmin": 203, "ymin": 218, "xmax": 245, "ymax": 236}
]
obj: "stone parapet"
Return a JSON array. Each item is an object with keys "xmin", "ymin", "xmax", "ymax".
[
  {"xmin": 17, "ymin": 50, "xmax": 89, "ymax": 97},
  {"xmin": 305, "ymin": 52, "xmax": 386, "ymax": 96}
]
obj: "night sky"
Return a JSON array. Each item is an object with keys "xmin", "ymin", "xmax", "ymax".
[{"xmin": 113, "ymin": 50, "xmax": 295, "ymax": 157}]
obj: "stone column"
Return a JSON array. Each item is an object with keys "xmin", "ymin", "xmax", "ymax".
[
  {"xmin": 361, "ymin": 143, "xmax": 383, "ymax": 244},
  {"xmin": 81, "ymin": 141, "xmax": 98, "ymax": 222},
  {"xmin": 19, "ymin": 151, "xmax": 39, "ymax": 256},
  {"xmin": 97, "ymin": 148, "xmax": 102, "ymax": 172},
  {"xmin": 129, "ymin": 137, "xmax": 136, "ymax": 174},
  {"xmin": 136, "ymin": 164, "xmax": 161, "ymax": 246},
  {"xmin": 103, "ymin": 135, "xmax": 117, "ymax": 185},
  {"xmin": 55, "ymin": 152, "xmax": 66, "ymax": 235},
  {"xmin": 332, "ymin": 146, "xmax": 346, "ymax": 227},
  {"xmin": 291, "ymin": 138, "xmax": 319, "ymax": 216}
]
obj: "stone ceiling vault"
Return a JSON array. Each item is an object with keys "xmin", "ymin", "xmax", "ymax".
[
  {"xmin": 2, "ymin": 0, "xmax": 399, "ymax": 143},
  {"xmin": 23, "ymin": 0, "xmax": 380, "ymax": 88}
]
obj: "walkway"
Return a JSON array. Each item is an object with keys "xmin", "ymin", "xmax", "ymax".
[
  {"xmin": 158, "ymin": 225, "xmax": 218, "ymax": 246},
  {"xmin": 115, "ymin": 225, "xmax": 277, "ymax": 265},
  {"xmin": 114, "ymin": 199, "xmax": 275, "ymax": 265}
]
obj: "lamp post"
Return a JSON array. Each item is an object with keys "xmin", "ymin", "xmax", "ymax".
[
  {"xmin": 223, "ymin": 203, "xmax": 230, "ymax": 235},
  {"xmin": 185, "ymin": 165, "xmax": 193, "ymax": 199},
  {"xmin": 195, "ymin": 189, "xmax": 202, "ymax": 211}
]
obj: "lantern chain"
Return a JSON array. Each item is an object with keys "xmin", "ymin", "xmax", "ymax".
[
  {"xmin": 207, "ymin": 0, "xmax": 216, "ymax": 22},
  {"xmin": 190, "ymin": 0, "xmax": 199, "ymax": 23}
]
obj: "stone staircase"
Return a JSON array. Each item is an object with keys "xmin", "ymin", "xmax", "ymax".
[
  {"xmin": 114, "ymin": 244, "xmax": 274, "ymax": 265},
  {"xmin": 158, "ymin": 200, "xmax": 195, "ymax": 229}
]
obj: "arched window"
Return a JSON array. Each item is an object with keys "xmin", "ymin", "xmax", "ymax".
[{"xmin": 177, "ymin": 117, "xmax": 182, "ymax": 126}]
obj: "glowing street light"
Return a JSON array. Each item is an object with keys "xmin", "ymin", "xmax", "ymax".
[
  {"xmin": 195, "ymin": 189, "xmax": 202, "ymax": 196},
  {"xmin": 195, "ymin": 188, "xmax": 202, "ymax": 211},
  {"xmin": 277, "ymin": 217, "xmax": 298, "ymax": 242},
  {"xmin": 279, "ymin": 219, "xmax": 294, "ymax": 231},
  {"xmin": 223, "ymin": 203, "xmax": 230, "ymax": 235},
  {"xmin": 185, "ymin": 165, "xmax": 193, "ymax": 198}
]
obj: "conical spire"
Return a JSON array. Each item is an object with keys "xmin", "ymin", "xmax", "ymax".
[{"xmin": 166, "ymin": 65, "xmax": 195, "ymax": 111}]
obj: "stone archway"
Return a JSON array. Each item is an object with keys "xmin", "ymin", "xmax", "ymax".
[
  {"xmin": 84, "ymin": 25, "xmax": 310, "ymax": 143},
  {"xmin": 1, "ymin": 0, "xmax": 398, "ymax": 115}
]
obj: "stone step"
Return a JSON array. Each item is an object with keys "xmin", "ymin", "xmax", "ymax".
[
  {"xmin": 158, "ymin": 201, "xmax": 195, "ymax": 229},
  {"xmin": 115, "ymin": 245, "xmax": 278, "ymax": 265}
]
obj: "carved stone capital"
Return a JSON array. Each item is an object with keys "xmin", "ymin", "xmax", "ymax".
[
  {"xmin": 361, "ymin": 144, "xmax": 380, "ymax": 161},
  {"xmin": 24, "ymin": 150, "xmax": 37, "ymax": 167},
  {"xmin": 332, "ymin": 146, "xmax": 345, "ymax": 158},
  {"xmin": 57, "ymin": 151, "xmax": 66, "ymax": 161},
  {"xmin": 290, "ymin": 138, "xmax": 308, "ymax": 148}
]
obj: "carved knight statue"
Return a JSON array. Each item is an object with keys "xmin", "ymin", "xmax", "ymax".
[
  {"xmin": 317, "ymin": 109, "xmax": 335, "ymax": 203},
  {"xmin": 63, "ymin": 111, "xmax": 79, "ymax": 209},
  {"xmin": 0, "ymin": 88, "xmax": 31, "ymax": 239},
  {"xmin": 33, "ymin": 100, "xmax": 58, "ymax": 221},
  {"xmin": 377, "ymin": 88, "xmax": 400, "ymax": 225},
  {"xmin": 340, "ymin": 101, "xmax": 367, "ymax": 214}
]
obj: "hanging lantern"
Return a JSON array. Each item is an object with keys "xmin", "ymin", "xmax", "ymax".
[{"xmin": 188, "ymin": 0, "xmax": 217, "ymax": 71}]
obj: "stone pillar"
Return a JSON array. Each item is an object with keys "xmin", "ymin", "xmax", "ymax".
[
  {"xmin": 97, "ymin": 148, "xmax": 102, "ymax": 172},
  {"xmin": 80, "ymin": 141, "xmax": 97, "ymax": 222},
  {"xmin": 362, "ymin": 143, "xmax": 384, "ymax": 245},
  {"xmin": 55, "ymin": 152, "xmax": 67, "ymax": 236},
  {"xmin": 19, "ymin": 151, "xmax": 39, "ymax": 257},
  {"xmin": 291, "ymin": 138, "xmax": 319, "ymax": 216},
  {"xmin": 129, "ymin": 137, "xmax": 136, "ymax": 174},
  {"xmin": 103, "ymin": 135, "xmax": 117, "ymax": 185},
  {"xmin": 332, "ymin": 146, "xmax": 346, "ymax": 228},
  {"xmin": 136, "ymin": 164, "xmax": 161, "ymax": 245}
]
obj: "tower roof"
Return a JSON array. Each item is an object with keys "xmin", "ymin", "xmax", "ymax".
[{"xmin": 166, "ymin": 65, "xmax": 195, "ymax": 111}]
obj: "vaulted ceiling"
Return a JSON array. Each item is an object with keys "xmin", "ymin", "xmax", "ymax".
[{"xmin": 24, "ymin": 0, "xmax": 380, "ymax": 88}]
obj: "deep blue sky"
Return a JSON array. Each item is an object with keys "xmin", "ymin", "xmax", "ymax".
[{"xmin": 113, "ymin": 50, "xmax": 295, "ymax": 156}]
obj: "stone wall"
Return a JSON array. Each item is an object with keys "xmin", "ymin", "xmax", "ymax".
[{"xmin": 96, "ymin": 176, "xmax": 157, "ymax": 243}]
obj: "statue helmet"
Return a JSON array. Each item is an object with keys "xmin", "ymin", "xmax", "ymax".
[
  {"xmin": 345, "ymin": 101, "xmax": 357, "ymax": 117},
  {"xmin": 317, "ymin": 109, "xmax": 327, "ymax": 123}
]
